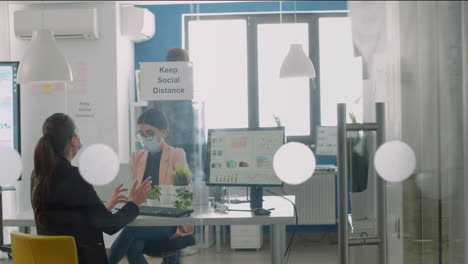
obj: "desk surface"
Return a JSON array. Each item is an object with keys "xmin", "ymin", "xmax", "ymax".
[{"xmin": 4, "ymin": 196, "xmax": 295, "ymax": 227}]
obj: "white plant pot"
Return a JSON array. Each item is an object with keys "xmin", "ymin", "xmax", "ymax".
[
  {"xmin": 147, "ymin": 199, "xmax": 160, "ymax": 207},
  {"xmin": 159, "ymin": 185, "xmax": 176, "ymax": 207}
]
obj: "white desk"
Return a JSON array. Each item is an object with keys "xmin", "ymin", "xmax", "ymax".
[{"xmin": 3, "ymin": 195, "xmax": 295, "ymax": 264}]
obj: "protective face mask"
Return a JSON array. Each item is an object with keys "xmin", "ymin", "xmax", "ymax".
[{"xmin": 141, "ymin": 138, "xmax": 160, "ymax": 153}]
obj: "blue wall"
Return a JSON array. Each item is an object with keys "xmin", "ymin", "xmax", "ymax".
[{"xmin": 135, "ymin": 1, "xmax": 347, "ymax": 67}]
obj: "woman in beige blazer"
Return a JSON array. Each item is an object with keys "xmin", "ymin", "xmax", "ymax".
[{"xmin": 108, "ymin": 108, "xmax": 193, "ymax": 264}]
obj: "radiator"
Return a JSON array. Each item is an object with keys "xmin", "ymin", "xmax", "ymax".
[{"xmin": 280, "ymin": 172, "xmax": 336, "ymax": 225}]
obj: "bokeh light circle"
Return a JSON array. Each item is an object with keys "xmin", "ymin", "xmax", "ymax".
[
  {"xmin": 273, "ymin": 142, "xmax": 316, "ymax": 185},
  {"xmin": 78, "ymin": 144, "xmax": 119, "ymax": 186},
  {"xmin": 0, "ymin": 145, "xmax": 22, "ymax": 185},
  {"xmin": 374, "ymin": 140, "xmax": 416, "ymax": 182}
]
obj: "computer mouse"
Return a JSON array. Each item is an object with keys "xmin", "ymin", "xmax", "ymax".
[{"xmin": 253, "ymin": 208, "xmax": 271, "ymax": 216}]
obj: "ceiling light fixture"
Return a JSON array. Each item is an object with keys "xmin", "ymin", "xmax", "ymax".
[
  {"xmin": 279, "ymin": 1, "xmax": 316, "ymax": 79},
  {"xmin": 17, "ymin": 2, "xmax": 72, "ymax": 84}
]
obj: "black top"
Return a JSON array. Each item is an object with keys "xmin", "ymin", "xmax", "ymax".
[
  {"xmin": 30, "ymin": 157, "xmax": 139, "ymax": 264},
  {"xmin": 143, "ymin": 150, "xmax": 162, "ymax": 186}
]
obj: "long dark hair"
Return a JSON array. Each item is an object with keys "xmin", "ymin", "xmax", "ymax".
[
  {"xmin": 166, "ymin": 47, "xmax": 189, "ymax": 62},
  {"xmin": 137, "ymin": 108, "xmax": 168, "ymax": 131},
  {"xmin": 32, "ymin": 113, "xmax": 76, "ymax": 226}
]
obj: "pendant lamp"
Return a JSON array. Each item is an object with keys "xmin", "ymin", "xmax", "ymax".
[
  {"xmin": 279, "ymin": 43, "xmax": 316, "ymax": 79},
  {"xmin": 278, "ymin": 0, "xmax": 316, "ymax": 79},
  {"xmin": 17, "ymin": 29, "xmax": 73, "ymax": 84}
]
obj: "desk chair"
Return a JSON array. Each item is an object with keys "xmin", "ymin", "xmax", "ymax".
[
  {"xmin": 143, "ymin": 235, "xmax": 195, "ymax": 263},
  {"xmin": 10, "ymin": 231, "xmax": 79, "ymax": 264}
]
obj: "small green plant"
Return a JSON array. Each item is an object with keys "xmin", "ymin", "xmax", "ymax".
[
  {"xmin": 273, "ymin": 114, "xmax": 281, "ymax": 127},
  {"xmin": 172, "ymin": 166, "xmax": 192, "ymax": 186},
  {"xmin": 349, "ymin": 112, "xmax": 357, "ymax": 123},
  {"xmin": 147, "ymin": 185, "xmax": 162, "ymax": 200},
  {"xmin": 174, "ymin": 188, "xmax": 193, "ymax": 209}
]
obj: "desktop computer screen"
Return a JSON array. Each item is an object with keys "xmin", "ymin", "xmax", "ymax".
[
  {"xmin": 207, "ymin": 127, "xmax": 284, "ymax": 187},
  {"xmin": 0, "ymin": 62, "xmax": 20, "ymax": 152}
]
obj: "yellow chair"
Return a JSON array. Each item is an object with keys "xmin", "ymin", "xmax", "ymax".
[{"xmin": 11, "ymin": 231, "xmax": 79, "ymax": 264}]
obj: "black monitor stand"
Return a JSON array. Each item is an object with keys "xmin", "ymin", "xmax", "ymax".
[{"xmin": 250, "ymin": 186, "xmax": 263, "ymax": 210}]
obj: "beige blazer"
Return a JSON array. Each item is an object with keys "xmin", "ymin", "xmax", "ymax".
[{"xmin": 130, "ymin": 143, "xmax": 194, "ymax": 237}]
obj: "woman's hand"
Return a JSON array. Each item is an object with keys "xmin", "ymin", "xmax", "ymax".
[
  {"xmin": 169, "ymin": 232, "xmax": 181, "ymax": 240},
  {"xmin": 128, "ymin": 178, "xmax": 152, "ymax": 206},
  {"xmin": 105, "ymin": 184, "xmax": 128, "ymax": 211}
]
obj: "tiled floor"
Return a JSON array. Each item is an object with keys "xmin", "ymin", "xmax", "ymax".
[
  {"xmin": 0, "ymin": 233, "xmax": 338, "ymax": 264},
  {"xmin": 122, "ymin": 234, "xmax": 338, "ymax": 264}
]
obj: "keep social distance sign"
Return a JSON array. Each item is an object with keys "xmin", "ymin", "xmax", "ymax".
[{"xmin": 140, "ymin": 62, "xmax": 193, "ymax": 100}]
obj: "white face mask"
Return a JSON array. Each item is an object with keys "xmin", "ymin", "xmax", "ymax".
[{"xmin": 141, "ymin": 138, "xmax": 160, "ymax": 153}]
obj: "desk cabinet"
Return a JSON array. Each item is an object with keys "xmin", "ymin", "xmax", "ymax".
[{"xmin": 230, "ymin": 225, "xmax": 263, "ymax": 250}]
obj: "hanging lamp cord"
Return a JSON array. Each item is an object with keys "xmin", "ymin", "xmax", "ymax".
[
  {"xmin": 279, "ymin": 0, "xmax": 282, "ymax": 24},
  {"xmin": 41, "ymin": 1, "xmax": 45, "ymax": 29}
]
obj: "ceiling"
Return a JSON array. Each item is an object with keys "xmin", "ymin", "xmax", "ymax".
[{"xmin": 8, "ymin": 1, "xmax": 241, "ymax": 5}]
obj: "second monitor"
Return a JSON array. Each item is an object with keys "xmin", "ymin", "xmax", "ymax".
[{"xmin": 207, "ymin": 127, "xmax": 285, "ymax": 209}]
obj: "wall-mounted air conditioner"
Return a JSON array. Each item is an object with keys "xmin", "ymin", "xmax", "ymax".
[
  {"xmin": 121, "ymin": 6, "xmax": 155, "ymax": 43},
  {"xmin": 14, "ymin": 8, "xmax": 99, "ymax": 40}
]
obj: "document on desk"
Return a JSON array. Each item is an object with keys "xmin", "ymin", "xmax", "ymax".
[{"xmin": 316, "ymin": 126, "xmax": 337, "ymax": 156}]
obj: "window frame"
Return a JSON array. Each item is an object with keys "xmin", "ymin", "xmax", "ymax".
[{"xmin": 184, "ymin": 12, "xmax": 347, "ymax": 145}]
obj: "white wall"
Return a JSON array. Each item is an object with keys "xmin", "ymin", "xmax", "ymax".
[
  {"xmin": 9, "ymin": 2, "xmax": 135, "ymax": 212},
  {"xmin": 115, "ymin": 3, "xmax": 134, "ymax": 166},
  {"xmin": 0, "ymin": 2, "xmax": 10, "ymax": 60}
]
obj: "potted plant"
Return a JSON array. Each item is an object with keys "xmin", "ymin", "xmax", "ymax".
[
  {"xmin": 172, "ymin": 166, "xmax": 193, "ymax": 209},
  {"xmin": 147, "ymin": 185, "xmax": 162, "ymax": 207},
  {"xmin": 174, "ymin": 188, "xmax": 194, "ymax": 210},
  {"xmin": 347, "ymin": 112, "xmax": 369, "ymax": 193}
]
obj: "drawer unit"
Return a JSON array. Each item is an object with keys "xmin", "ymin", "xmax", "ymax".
[{"xmin": 230, "ymin": 225, "xmax": 263, "ymax": 250}]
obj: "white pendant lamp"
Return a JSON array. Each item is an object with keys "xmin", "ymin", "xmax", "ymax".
[
  {"xmin": 17, "ymin": 29, "xmax": 73, "ymax": 84},
  {"xmin": 279, "ymin": 43, "xmax": 316, "ymax": 79}
]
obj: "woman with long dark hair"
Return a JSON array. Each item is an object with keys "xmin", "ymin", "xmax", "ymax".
[{"xmin": 31, "ymin": 113, "xmax": 151, "ymax": 264}]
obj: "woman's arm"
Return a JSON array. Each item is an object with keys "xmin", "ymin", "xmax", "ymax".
[{"xmin": 69, "ymin": 168, "xmax": 139, "ymax": 235}]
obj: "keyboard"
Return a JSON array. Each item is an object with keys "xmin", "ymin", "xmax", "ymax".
[
  {"xmin": 139, "ymin": 206, "xmax": 194, "ymax": 218},
  {"xmin": 315, "ymin": 164, "xmax": 337, "ymax": 172}
]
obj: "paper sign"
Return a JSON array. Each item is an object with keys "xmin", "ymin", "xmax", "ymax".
[
  {"xmin": 316, "ymin": 126, "xmax": 337, "ymax": 156},
  {"xmin": 140, "ymin": 62, "xmax": 193, "ymax": 101}
]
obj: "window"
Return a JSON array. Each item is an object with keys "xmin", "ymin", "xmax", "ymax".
[
  {"xmin": 257, "ymin": 23, "xmax": 310, "ymax": 136},
  {"xmin": 188, "ymin": 20, "xmax": 248, "ymax": 130},
  {"xmin": 319, "ymin": 17, "xmax": 363, "ymax": 125},
  {"xmin": 185, "ymin": 12, "xmax": 350, "ymax": 144}
]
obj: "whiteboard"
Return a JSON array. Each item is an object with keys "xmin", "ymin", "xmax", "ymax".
[
  {"xmin": 316, "ymin": 126, "xmax": 337, "ymax": 156},
  {"xmin": 207, "ymin": 128, "xmax": 284, "ymax": 186}
]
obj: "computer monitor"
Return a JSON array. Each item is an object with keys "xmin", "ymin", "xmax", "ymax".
[
  {"xmin": 207, "ymin": 127, "xmax": 284, "ymax": 209},
  {"xmin": 0, "ymin": 62, "xmax": 20, "ymax": 153}
]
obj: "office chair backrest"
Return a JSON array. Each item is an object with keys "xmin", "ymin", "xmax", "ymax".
[{"xmin": 11, "ymin": 231, "xmax": 79, "ymax": 264}]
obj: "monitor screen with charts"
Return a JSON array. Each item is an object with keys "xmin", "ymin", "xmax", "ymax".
[
  {"xmin": 0, "ymin": 62, "xmax": 20, "ymax": 152},
  {"xmin": 207, "ymin": 127, "xmax": 284, "ymax": 187}
]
